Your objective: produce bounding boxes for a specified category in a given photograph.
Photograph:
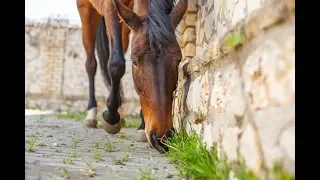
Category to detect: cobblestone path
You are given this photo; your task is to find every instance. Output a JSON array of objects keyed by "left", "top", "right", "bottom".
[{"left": 25, "top": 111, "right": 180, "bottom": 180}]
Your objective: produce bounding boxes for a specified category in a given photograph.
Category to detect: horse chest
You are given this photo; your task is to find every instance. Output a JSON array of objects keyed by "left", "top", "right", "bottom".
[{"left": 89, "top": 0, "right": 110, "bottom": 15}]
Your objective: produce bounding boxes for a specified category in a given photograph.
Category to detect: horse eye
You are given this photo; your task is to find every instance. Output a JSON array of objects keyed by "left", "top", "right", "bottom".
[{"left": 131, "top": 58, "right": 139, "bottom": 68}]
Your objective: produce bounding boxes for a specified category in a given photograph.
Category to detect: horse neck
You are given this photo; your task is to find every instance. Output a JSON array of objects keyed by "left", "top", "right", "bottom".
[{"left": 133, "top": 0, "right": 149, "bottom": 16}]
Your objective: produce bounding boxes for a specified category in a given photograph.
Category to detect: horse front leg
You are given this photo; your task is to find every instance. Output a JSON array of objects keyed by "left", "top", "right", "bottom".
[
  {"left": 101, "top": 2, "right": 126, "bottom": 134},
  {"left": 77, "top": 0, "right": 101, "bottom": 128}
]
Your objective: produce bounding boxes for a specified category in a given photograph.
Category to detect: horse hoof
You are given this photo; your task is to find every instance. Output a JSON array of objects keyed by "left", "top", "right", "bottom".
[
  {"left": 84, "top": 119, "right": 97, "bottom": 128},
  {"left": 102, "top": 120, "right": 121, "bottom": 134},
  {"left": 135, "top": 129, "right": 147, "bottom": 142},
  {"left": 102, "top": 109, "right": 121, "bottom": 125}
]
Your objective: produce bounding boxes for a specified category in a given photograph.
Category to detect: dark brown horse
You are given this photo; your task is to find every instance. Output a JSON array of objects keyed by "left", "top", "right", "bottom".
[{"left": 77, "top": 0, "right": 187, "bottom": 153}]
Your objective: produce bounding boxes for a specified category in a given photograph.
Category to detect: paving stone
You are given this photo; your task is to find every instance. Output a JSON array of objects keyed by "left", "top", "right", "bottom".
[{"left": 25, "top": 114, "right": 180, "bottom": 180}]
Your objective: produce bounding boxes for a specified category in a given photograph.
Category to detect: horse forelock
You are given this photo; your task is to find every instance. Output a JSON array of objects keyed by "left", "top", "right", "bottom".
[{"left": 146, "top": 0, "right": 177, "bottom": 55}]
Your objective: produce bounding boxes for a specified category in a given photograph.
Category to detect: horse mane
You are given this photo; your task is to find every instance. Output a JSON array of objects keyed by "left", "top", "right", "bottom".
[{"left": 147, "top": 0, "right": 177, "bottom": 54}]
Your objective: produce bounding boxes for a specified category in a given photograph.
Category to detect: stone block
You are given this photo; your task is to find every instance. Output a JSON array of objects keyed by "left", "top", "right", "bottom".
[
  {"left": 203, "top": 10, "right": 215, "bottom": 40},
  {"left": 176, "top": 17, "right": 186, "bottom": 34},
  {"left": 183, "top": 43, "right": 196, "bottom": 57},
  {"left": 239, "top": 123, "right": 263, "bottom": 174},
  {"left": 231, "top": 0, "right": 246, "bottom": 26},
  {"left": 183, "top": 28, "right": 196, "bottom": 47},
  {"left": 199, "top": 71, "right": 210, "bottom": 116},
  {"left": 185, "top": 13, "right": 197, "bottom": 27},
  {"left": 188, "top": 0, "right": 198, "bottom": 12},
  {"left": 243, "top": 35, "right": 295, "bottom": 111},
  {"left": 221, "top": 127, "right": 242, "bottom": 162}
]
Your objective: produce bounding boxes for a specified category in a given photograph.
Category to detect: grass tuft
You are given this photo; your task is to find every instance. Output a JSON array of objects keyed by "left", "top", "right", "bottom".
[
  {"left": 165, "top": 130, "right": 230, "bottom": 179},
  {"left": 25, "top": 134, "right": 40, "bottom": 152}
]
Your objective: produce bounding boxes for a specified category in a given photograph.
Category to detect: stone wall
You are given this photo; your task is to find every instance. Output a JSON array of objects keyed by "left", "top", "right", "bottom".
[
  {"left": 173, "top": 0, "right": 295, "bottom": 178},
  {"left": 25, "top": 20, "right": 140, "bottom": 116}
]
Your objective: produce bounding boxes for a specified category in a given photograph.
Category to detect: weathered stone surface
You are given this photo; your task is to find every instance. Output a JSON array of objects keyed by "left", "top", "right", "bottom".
[
  {"left": 188, "top": 0, "right": 198, "bottom": 12},
  {"left": 243, "top": 33, "right": 295, "bottom": 111},
  {"left": 221, "top": 127, "right": 241, "bottom": 162},
  {"left": 247, "top": 0, "right": 262, "bottom": 14},
  {"left": 231, "top": 0, "right": 246, "bottom": 26},
  {"left": 239, "top": 123, "right": 263, "bottom": 174},
  {"left": 176, "top": 17, "right": 186, "bottom": 35},
  {"left": 253, "top": 106, "right": 294, "bottom": 170},
  {"left": 202, "top": 122, "right": 214, "bottom": 148},
  {"left": 191, "top": 76, "right": 201, "bottom": 112},
  {"left": 210, "top": 64, "right": 245, "bottom": 118},
  {"left": 203, "top": 10, "right": 215, "bottom": 40},
  {"left": 279, "top": 124, "right": 295, "bottom": 161},
  {"left": 183, "top": 43, "right": 196, "bottom": 57},
  {"left": 199, "top": 71, "right": 210, "bottom": 116},
  {"left": 182, "top": 28, "right": 196, "bottom": 47},
  {"left": 175, "top": 0, "right": 294, "bottom": 177},
  {"left": 185, "top": 13, "right": 197, "bottom": 27},
  {"left": 25, "top": 112, "right": 180, "bottom": 180}
]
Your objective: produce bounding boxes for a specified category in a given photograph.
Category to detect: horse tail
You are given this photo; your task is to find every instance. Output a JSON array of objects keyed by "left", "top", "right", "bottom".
[{"left": 95, "top": 16, "right": 125, "bottom": 104}]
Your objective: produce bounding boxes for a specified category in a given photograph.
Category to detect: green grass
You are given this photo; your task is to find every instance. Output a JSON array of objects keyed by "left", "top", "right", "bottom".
[
  {"left": 138, "top": 168, "right": 154, "bottom": 180},
  {"left": 57, "top": 112, "right": 87, "bottom": 121},
  {"left": 123, "top": 116, "right": 141, "bottom": 128},
  {"left": 271, "top": 164, "right": 294, "bottom": 180},
  {"left": 116, "top": 132, "right": 128, "bottom": 139},
  {"left": 63, "top": 168, "right": 70, "bottom": 179},
  {"left": 122, "top": 152, "right": 129, "bottom": 162},
  {"left": 62, "top": 158, "right": 73, "bottom": 164},
  {"left": 81, "top": 161, "right": 97, "bottom": 177},
  {"left": 71, "top": 150, "right": 79, "bottom": 158},
  {"left": 25, "top": 134, "right": 40, "bottom": 152},
  {"left": 165, "top": 130, "right": 294, "bottom": 180},
  {"left": 103, "top": 139, "right": 114, "bottom": 152},
  {"left": 165, "top": 130, "right": 230, "bottom": 180},
  {"left": 71, "top": 134, "right": 79, "bottom": 149},
  {"left": 92, "top": 146, "right": 105, "bottom": 162}
]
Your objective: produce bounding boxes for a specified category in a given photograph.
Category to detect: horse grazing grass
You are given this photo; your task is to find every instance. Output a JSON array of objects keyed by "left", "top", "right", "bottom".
[{"left": 76, "top": 0, "right": 187, "bottom": 153}]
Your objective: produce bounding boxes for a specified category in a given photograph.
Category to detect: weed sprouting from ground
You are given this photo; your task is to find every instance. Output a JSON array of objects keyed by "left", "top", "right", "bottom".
[
  {"left": 71, "top": 134, "right": 79, "bottom": 149},
  {"left": 122, "top": 152, "right": 129, "bottom": 162},
  {"left": 81, "top": 161, "right": 96, "bottom": 177},
  {"left": 103, "top": 139, "right": 114, "bottom": 152},
  {"left": 63, "top": 157, "right": 73, "bottom": 164},
  {"left": 92, "top": 148, "right": 104, "bottom": 162},
  {"left": 138, "top": 168, "right": 155, "bottom": 180},
  {"left": 116, "top": 132, "right": 128, "bottom": 139},
  {"left": 25, "top": 134, "right": 40, "bottom": 152},
  {"left": 71, "top": 150, "right": 79, "bottom": 158},
  {"left": 63, "top": 168, "right": 70, "bottom": 179}
]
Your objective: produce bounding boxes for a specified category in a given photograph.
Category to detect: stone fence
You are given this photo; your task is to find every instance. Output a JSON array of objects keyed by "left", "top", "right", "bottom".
[
  {"left": 173, "top": 0, "right": 295, "bottom": 178},
  {"left": 25, "top": 19, "right": 140, "bottom": 116}
]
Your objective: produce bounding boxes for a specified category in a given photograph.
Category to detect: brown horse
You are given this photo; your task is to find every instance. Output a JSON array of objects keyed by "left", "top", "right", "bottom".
[{"left": 77, "top": 0, "right": 187, "bottom": 153}]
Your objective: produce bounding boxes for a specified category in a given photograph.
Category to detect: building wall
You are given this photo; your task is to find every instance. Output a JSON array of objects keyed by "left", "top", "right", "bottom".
[
  {"left": 173, "top": 0, "right": 295, "bottom": 177},
  {"left": 25, "top": 20, "right": 140, "bottom": 116}
]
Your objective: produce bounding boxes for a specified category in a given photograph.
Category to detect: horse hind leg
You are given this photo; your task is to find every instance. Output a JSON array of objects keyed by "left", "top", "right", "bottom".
[{"left": 77, "top": 1, "right": 101, "bottom": 128}]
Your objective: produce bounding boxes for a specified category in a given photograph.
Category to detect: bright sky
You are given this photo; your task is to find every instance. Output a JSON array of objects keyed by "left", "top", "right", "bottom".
[{"left": 25, "top": 0, "right": 81, "bottom": 25}]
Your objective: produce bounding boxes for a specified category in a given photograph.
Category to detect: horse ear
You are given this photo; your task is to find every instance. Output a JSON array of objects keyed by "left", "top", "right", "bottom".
[
  {"left": 112, "top": 0, "right": 141, "bottom": 31},
  {"left": 170, "top": 0, "right": 188, "bottom": 28}
]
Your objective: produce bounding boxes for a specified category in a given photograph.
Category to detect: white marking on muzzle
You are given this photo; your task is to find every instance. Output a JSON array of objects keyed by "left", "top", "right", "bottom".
[{"left": 145, "top": 128, "right": 155, "bottom": 149}]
